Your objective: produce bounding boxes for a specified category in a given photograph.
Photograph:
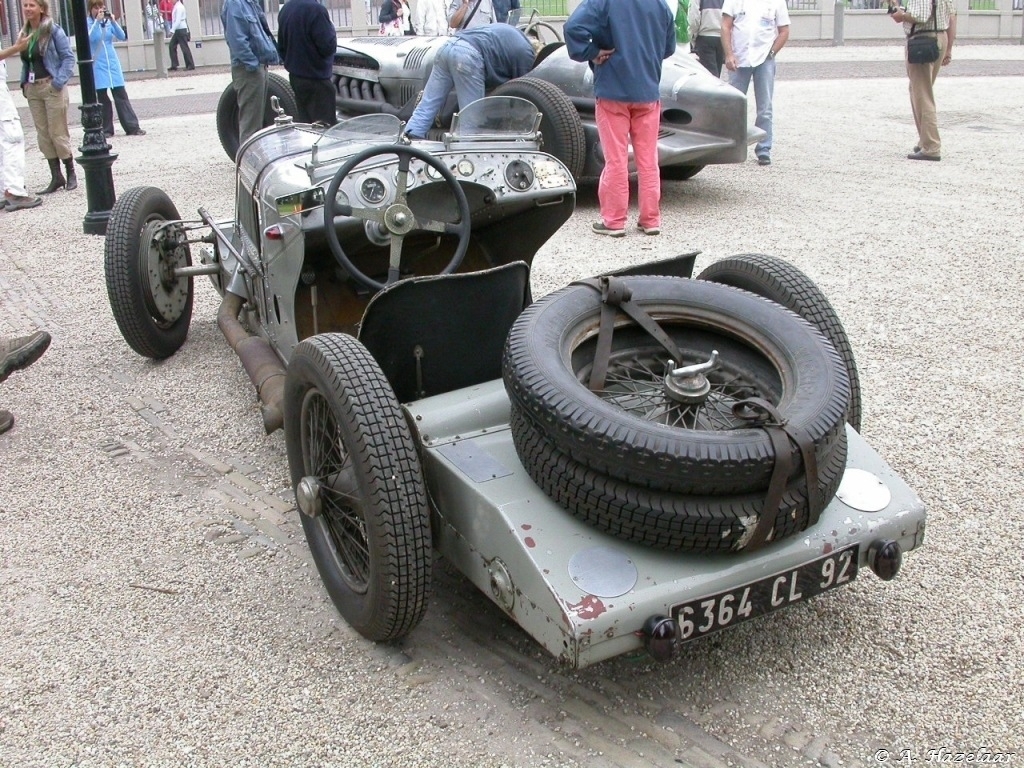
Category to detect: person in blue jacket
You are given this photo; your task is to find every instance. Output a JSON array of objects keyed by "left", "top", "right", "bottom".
[
  {"left": 17, "top": 0, "right": 77, "bottom": 193},
  {"left": 88, "top": 0, "right": 145, "bottom": 137},
  {"left": 222, "top": 0, "right": 280, "bottom": 146},
  {"left": 404, "top": 24, "right": 536, "bottom": 139},
  {"left": 564, "top": 0, "right": 675, "bottom": 237},
  {"left": 277, "top": 0, "right": 338, "bottom": 125}
]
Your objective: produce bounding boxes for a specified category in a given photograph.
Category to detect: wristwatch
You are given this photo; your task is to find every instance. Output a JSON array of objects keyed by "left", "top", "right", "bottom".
[{"left": 767, "top": 49, "right": 776, "bottom": 59}]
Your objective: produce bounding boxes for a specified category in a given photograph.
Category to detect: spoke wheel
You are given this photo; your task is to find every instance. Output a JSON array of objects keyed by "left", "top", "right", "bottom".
[
  {"left": 284, "top": 334, "right": 431, "bottom": 642},
  {"left": 580, "top": 341, "right": 777, "bottom": 432},
  {"left": 503, "top": 276, "right": 850, "bottom": 497},
  {"left": 299, "top": 389, "right": 372, "bottom": 594}
]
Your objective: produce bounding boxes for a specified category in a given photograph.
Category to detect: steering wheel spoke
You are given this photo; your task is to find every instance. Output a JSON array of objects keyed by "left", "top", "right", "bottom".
[
  {"left": 344, "top": 205, "right": 386, "bottom": 225},
  {"left": 323, "top": 144, "right": 473, "bottom": 292}
]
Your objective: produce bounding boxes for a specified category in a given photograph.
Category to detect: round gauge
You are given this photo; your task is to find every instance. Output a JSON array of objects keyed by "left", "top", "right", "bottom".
[
  {"left": 359, "top": 176, "right": 387, "bottom": 204},
  {"left": 457, "top": 159, "right": 475, "bottom": 177},
  {"left": 504, "top": 160, "right": 535, "bottom": 191},
  {"left": 424, "top": 164, "right": 443, "bottom": 181}
]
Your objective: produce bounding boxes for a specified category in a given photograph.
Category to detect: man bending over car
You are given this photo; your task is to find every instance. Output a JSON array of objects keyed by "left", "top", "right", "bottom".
[{"left": 403, "top": 24, "right": 537, "bottom": 140}]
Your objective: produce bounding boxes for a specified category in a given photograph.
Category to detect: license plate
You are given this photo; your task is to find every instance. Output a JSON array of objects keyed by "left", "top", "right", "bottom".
[{"left": 672, "top": 545, "right": 859, "bottom": 644}]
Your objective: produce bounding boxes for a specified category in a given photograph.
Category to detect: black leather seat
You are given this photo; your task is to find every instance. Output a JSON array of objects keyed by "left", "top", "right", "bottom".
[{"left": 358, "top": 262, "right": 531, "bottom": 403}]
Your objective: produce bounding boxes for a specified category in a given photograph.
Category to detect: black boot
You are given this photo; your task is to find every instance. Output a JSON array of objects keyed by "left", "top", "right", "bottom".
[
  {"left": 63, "top": 158, "right": 78, "bottom": 191},
  {"left": 38, "top": 158, "right": 65, "bottom": 194}
]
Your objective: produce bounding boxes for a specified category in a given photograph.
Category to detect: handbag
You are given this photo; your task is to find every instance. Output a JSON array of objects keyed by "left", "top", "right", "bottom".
[{"left": 906, "top": 0, "right": 939, "bottom": 64}]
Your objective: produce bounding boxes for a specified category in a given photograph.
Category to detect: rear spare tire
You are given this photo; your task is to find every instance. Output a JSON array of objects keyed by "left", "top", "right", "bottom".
[
  {"left": 697, "top": 254, "right": 862, "bottom": 431},
  {"left": 503, "top": 276, "right": 850, "bottom": 496}
]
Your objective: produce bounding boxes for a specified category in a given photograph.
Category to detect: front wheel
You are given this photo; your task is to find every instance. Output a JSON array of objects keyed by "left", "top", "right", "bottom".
[
  {"left": 284, "top": 334, "right": 431, "bottom": 642},
  {"left": 104, "top": 186, "right": 193, "bottom": 359}
]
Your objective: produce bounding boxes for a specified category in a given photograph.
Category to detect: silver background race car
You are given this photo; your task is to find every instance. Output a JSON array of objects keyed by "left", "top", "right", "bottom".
[{"left": 217, "top": 31, "right": 762, "bottom": 180}]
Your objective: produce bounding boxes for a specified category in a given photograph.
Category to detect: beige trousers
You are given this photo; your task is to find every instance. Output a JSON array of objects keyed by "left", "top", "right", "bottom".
[
  {"left": 905, "top": 31, "right": 948, "bottom": 157},
  {"left": 24, "top": 79, "right": 73, "bottom": 160}
]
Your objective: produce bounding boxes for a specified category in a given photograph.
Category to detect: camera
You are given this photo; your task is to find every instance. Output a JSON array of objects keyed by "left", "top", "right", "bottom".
[
  {"left": 104, "top": 8, "right": 111, "bottom": 17},
  {"left": 886, "top": 1, "right": 899, "bottom": 13}
]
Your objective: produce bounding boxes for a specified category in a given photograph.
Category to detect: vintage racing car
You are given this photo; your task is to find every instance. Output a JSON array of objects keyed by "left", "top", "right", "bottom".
[
  {"left": 216, "top": 18, "right": 761, "bottom": 181},
  {"left": 108, "top": 96, "right": 924, "bottom": 668}
]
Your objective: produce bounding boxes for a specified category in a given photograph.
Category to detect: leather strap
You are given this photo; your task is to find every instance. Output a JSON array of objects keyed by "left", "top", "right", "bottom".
[
  {"left": 732, "top": 397, "right": 824, "bottom": 550},
  {"left": 571, "top": 276, "right": 685, "bottom": 392}
]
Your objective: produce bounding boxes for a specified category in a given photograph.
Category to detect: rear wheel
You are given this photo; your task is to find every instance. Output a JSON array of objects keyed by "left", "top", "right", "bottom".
[
  {"left": 284, "top": 334, "right": 431, "bottom": 642},
  {"left": 216, "top": 72, "right": 298, "bottom": 161},
  {"left": 492, "top": 76, "right": 587, "bottom": 180},
  {"left": 104, "top": 186, "right": 192, "bottom": 359}
]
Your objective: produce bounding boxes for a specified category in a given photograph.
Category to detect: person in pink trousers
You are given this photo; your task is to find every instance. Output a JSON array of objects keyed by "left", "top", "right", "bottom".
[{"left": 563, "top": 0, "right": 676, "bottom": 237}]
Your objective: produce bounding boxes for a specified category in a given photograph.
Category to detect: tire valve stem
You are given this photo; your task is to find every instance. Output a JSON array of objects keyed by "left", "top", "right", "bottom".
[{"left": 664, "top": 350, "right": 719, "bottom": 404}]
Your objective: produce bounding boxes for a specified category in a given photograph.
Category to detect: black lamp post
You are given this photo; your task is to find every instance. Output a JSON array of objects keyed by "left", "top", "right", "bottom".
[{"left": 69, "top": 0, "right": 117, "bottom": 235}]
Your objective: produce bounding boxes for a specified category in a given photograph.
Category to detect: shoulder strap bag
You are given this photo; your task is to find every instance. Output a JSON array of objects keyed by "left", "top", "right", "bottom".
[{"left": 906, "top": 0, "right": 940, "bottom": 64}]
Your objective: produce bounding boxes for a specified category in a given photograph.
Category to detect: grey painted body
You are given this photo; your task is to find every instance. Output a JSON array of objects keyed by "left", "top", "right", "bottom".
[{"left": 410, "top": 380, "right": 927, "bottom": 668}]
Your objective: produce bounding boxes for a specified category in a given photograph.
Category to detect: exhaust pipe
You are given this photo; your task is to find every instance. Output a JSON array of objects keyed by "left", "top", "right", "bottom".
[{"left": 217, "top": 292, "right": 286, "bottom": 434}]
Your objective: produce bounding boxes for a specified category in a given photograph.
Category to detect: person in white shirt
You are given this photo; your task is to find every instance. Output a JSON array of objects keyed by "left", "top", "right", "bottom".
[
  {"left": 414, "top": 0, "right": 448, "bottom": 35},
  {"left": 0, "top": 56, "right": 43, "bottom": 211},
  {"left": 168, "top": 0, "right": 195, "bottom": 70},
  {"left": 447, "top": 0, "right": 493, "bottom": 30},
  {"left": 720, "top": 0, "right": 789, "bottom": 165}
]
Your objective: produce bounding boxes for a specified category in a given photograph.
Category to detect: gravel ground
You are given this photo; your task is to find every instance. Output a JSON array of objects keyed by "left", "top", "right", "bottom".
[{"left": 1, "top": 57, "right": 1022, "bottom": 767}]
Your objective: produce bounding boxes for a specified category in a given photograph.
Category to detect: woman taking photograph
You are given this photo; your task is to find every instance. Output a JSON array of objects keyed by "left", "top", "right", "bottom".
[
  {"left": 18, "top": 0, "right": 77, "bottom": 192},
  {"left": 88, "top": 0, "right": 146, "bottom": 137}
]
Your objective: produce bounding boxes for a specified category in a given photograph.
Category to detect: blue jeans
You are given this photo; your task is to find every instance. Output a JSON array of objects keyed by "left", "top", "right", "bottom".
[
  {"left": 729, "top": 58, "right": 775, "bottom": 158},
  {"left": 405, "top": 37, "right": 486, "bottom": 138}
]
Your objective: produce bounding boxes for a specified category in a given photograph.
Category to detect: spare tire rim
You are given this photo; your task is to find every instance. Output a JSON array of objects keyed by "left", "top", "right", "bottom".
[{"left": 576, "top": 339, "right": 781, "bottom": 432}]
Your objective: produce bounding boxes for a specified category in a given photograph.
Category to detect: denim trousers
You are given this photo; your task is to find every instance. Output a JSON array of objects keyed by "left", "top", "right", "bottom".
[
  {"left": 595, "top": 98, "right": 661, "bottom": 230},
  {"left": 405, "top": 38, "right": 485, "bottom": 138},
  {"left": 729, "top": 58, "right": 776, "bottom": 158}
]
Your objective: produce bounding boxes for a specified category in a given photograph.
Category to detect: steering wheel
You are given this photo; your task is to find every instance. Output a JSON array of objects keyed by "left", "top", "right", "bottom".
[{"left": 323, "top": 144, "right": 473, "bottom": 292}]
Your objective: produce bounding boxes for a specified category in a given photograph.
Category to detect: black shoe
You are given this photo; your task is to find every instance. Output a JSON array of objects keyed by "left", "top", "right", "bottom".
[
  {"left": 757, "top": 155, "right": 771, "bottom": 166},
  {"left": 0, "top": 331, "right": 51, "bottom": 384},
  {"left": 127, "top": 129, "right": 147, "bottom": 136},
  {"left": 907, "top": 151, "right": 940, "bottom": 161},
  {"left": 185, "top": 66, "right": 195, "bottom": 71},
  {"left": 168, "top": 66, "right": 179, "bottom": 71},
  {"left": 0, "top": 408, "right": 12, "bottom": 435}
]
